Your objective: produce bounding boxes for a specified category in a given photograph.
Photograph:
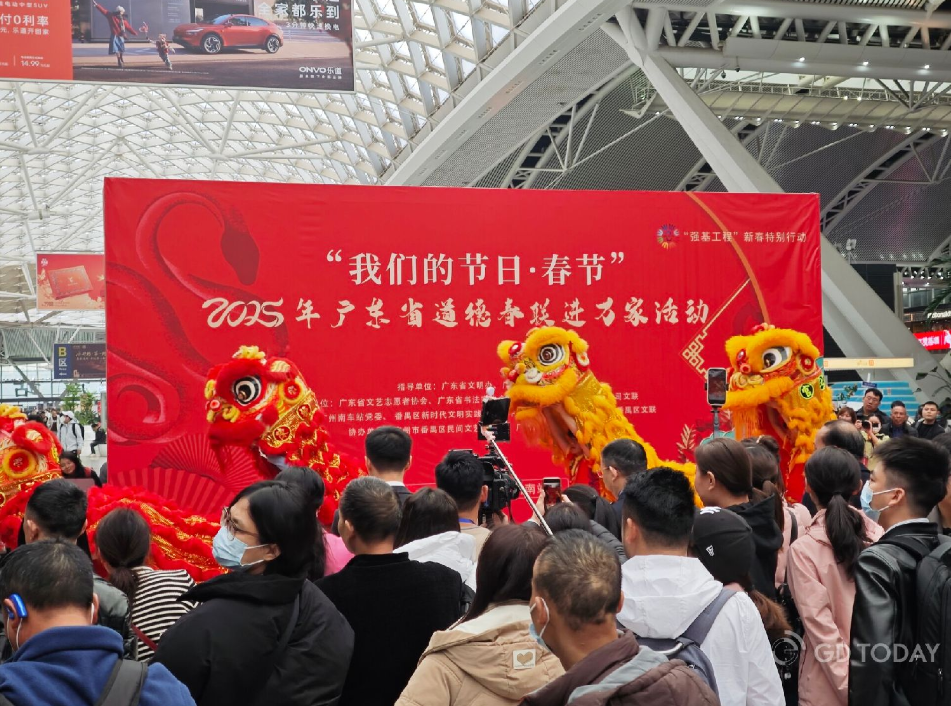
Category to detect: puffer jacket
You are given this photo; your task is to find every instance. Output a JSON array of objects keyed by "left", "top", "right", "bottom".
[
  {"left": 93, "top": 577, "right": 135, "bottom": 660},
  {"left": 774, "top": 501, "right": 811, "bottom": 589},
  {"left": 396, "top": 603, "right": 563, "bottom": 706},
  {"left": 399, "top": 532, "right": 477, "bottom": 590},
  {"left": 519, "top": 632, "right": 718, "bottom": 706},
  {"left": 153, "top": 572, "right": 353, "bottom": 706}
]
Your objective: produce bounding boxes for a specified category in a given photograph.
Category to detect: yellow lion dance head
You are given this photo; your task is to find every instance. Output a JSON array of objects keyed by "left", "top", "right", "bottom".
[
  {"left": 723, "top": 324, "right": 834, "bottom": 500},
  {"left": 498, "top": 326, "right": 695, "bottom": 499}
]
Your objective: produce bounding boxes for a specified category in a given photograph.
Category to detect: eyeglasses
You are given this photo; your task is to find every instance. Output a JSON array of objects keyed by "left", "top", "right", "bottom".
[{"left": 220, "top": 506, "right": 259, "bottom": 541}]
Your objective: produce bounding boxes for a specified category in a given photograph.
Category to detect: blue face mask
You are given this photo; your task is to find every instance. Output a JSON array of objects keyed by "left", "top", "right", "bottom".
[
  {"left": 860, "top": 480, "right": 898, "bottom": 523},
  {"left": 528, "top": 598, "right": 550, "bottom": 652},
  {"left": 212, "top": 526, "right": 267, "bottom": 571}
]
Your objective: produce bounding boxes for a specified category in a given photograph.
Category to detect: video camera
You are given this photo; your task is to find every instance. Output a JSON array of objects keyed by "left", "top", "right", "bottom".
[{"left": 456, "top": 394, "right": 551, "bottom": 533}]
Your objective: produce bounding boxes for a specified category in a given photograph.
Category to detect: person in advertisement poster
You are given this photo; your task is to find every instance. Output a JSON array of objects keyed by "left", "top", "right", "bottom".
[
  {"left": 155, "top": 34, "right": 175, "bottom": 70},
  {"left": 92, "top": 2, "right": 145, "bottom": 68}
]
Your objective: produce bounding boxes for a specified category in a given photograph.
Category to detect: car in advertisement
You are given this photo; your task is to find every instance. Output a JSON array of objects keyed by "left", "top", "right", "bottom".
[
  {"left": 173, "top": 14, "right": 284, "bottom": 55},
  {"left": 52, "top": 0, "right": 355, "bottom": 91}
]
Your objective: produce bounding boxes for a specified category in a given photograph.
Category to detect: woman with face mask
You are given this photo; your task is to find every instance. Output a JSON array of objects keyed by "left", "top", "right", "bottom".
[
  {"left": 152, "top": 481, "right": 354, "bottom": 706},
  {"left": 786, "top": 448, "right": 883, "bottom": 706}
]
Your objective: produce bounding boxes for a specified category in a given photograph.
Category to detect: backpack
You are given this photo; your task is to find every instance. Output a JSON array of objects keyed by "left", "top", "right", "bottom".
[
  {"left": 635, "top": 587, "right": 736, "bottom": 696},
  {"left": 776, "top": 509, "right": 803, "bottom": 705},
  {"left": 0, "top": 658, "right": 146, "bottom": 706},
  {"left": 881, "top": 534, "right": 951, "bottom": 706}
]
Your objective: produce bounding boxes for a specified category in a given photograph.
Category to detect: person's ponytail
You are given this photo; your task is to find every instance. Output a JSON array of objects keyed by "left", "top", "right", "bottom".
[
  {"left": 804, "top": 447, "right": 869, "bottom": 578},
  {"left": 107, "top": 565, "right": 140, "bottom": 603},
  {"left": 95, "top": 508, "right": 151, "bottom": 607},
  {"left": 824, "top": 493, "right": 867, "bottom": 578}
]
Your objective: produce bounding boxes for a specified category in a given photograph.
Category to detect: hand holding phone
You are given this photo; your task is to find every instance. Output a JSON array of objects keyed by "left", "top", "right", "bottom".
[{"left": 542, "top": 477, "right": 563, "bottom": 510}]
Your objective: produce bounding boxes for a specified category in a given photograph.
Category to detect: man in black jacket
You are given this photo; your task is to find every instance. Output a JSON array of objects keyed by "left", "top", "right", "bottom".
[
  {"left": 915, "top": 401, "right": 946, "bottom": 441},
  {"left": 318, "top": 476, "right": 464, "bottom": 706},
  {"left": 881, "top": 401, "right": 918, "bottom": 439},
  {"left": 849, "top": 436, "right": 951, "bottom": 706}
]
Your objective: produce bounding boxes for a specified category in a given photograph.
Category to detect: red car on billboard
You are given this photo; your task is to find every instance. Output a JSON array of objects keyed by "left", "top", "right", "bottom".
[{"left": 173, "top": 14, "right": 283, "bottom": 55}]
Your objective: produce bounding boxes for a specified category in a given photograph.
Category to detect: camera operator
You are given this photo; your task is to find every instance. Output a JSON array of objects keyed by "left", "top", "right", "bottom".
[{"left": 435, "top": 451, "right": 491, "bottom": 560}]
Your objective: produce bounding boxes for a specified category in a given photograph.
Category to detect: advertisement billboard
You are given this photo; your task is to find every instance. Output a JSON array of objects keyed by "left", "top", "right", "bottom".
[
  {"left": 915, "top": 329, "right": 951, "bottom": 351},
  {"left": 36, "top": 253, "right": 106, "bottom": 311},
  {"left": 54, "top": 343, "right": 107, "bottom": 380},
  {"left": 1, "top": 0, "right": 353, "bottom": 91},
  {"left": 105, "top": 179, "right": 823, "bottom": 515}
]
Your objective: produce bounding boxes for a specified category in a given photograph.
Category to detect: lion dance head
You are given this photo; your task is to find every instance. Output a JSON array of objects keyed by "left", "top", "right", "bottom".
[
  {"left": 0, "top": 405, "right": 63, "bottom": 548},
  {"left": 723, "top": 325, "right": 834, "bottom": 500},
  {"left": 498, "top": 327, "right": 696, "bottom": 498},
  {"left": 205, "top": 345, "right": 361, "bottom": 524}
]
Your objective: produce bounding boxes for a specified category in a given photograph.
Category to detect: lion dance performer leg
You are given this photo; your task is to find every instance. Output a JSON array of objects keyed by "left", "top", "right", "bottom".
[
  {"left": 498, "top": 327, "right": 696, "bottom": 499},
  {"left": 722, "top": 324, "right": 835, "bottom": 501}
]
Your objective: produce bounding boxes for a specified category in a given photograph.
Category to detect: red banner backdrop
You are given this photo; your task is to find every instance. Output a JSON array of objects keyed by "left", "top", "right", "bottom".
[{"left": 105, "top": 179, "right": 821, "bottom": 516}]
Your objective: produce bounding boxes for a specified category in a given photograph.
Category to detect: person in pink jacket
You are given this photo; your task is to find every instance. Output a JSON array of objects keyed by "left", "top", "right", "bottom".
[{"left": 787, "top": 447, "right": 883, "bottom": 706}]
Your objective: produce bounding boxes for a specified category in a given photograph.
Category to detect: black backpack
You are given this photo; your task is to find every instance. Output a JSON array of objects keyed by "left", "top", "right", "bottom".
[
  {"left": 636, "top": 587, "right": 736, "bottom": 696},
  {"left": 882, "top": 534, "right": 951, "bottom": 706}
]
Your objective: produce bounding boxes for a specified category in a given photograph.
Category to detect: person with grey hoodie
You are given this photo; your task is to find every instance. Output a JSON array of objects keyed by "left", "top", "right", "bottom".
[{"left": 397, "top": 525, "right": 561, "bottom": 706}]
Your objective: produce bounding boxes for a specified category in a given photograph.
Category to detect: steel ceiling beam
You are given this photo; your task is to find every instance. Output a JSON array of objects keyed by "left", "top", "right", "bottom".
[
  {"left": 388, "top": 0, "right": 631, "bottom": 185},
  {"left": 821, "top": 130, "right": 943, "bottom": 234},
  {"left": 606, "top": 5, "right": 947, "bottom": 401}
]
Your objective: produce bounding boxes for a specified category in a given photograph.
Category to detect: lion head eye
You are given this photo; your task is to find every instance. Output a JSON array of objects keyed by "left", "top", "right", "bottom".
[
  {"left": 537, "top": 344, "right": 565, "bottom": 367},
  {"left": 232, "top": 376, "right": 262, "bottom": 405},
  {"left": 760, "top": 347, "right": 791, "bottom": 372}
]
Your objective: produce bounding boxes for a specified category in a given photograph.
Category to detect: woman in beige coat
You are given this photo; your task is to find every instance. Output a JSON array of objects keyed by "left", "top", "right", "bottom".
[
  {"left": 787, "top": 447, "right": 884, "bottom": 706},
  {"left": 397, "top": 524, "right": 563, "bottom": 706}
]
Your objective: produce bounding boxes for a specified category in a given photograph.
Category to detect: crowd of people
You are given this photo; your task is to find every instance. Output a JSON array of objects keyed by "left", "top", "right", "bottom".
[{"left": 0, "top": 419, "right": 947, "bottom": 706}]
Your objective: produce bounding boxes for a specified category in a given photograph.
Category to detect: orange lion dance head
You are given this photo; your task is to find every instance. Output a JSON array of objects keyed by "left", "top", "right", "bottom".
[{"left": 722, "top": 325, "right": 834, "bottom": 500}]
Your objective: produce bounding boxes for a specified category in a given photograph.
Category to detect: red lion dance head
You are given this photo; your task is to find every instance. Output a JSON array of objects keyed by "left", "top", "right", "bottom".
[
  {"left": 0, "top": 405, "right": 63, "bottom": 548},
  {"left": 205, "top": 346, "right": 361, "bottom": 524}
]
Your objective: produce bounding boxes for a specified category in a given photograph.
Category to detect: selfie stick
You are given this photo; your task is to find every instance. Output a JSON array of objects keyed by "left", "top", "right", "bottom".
[
  {"left": 486, "top": 437, "right": 553, "bottom": 537},
  {"left": 712, "top": 406, "right": 721, "bottom": 437}
]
